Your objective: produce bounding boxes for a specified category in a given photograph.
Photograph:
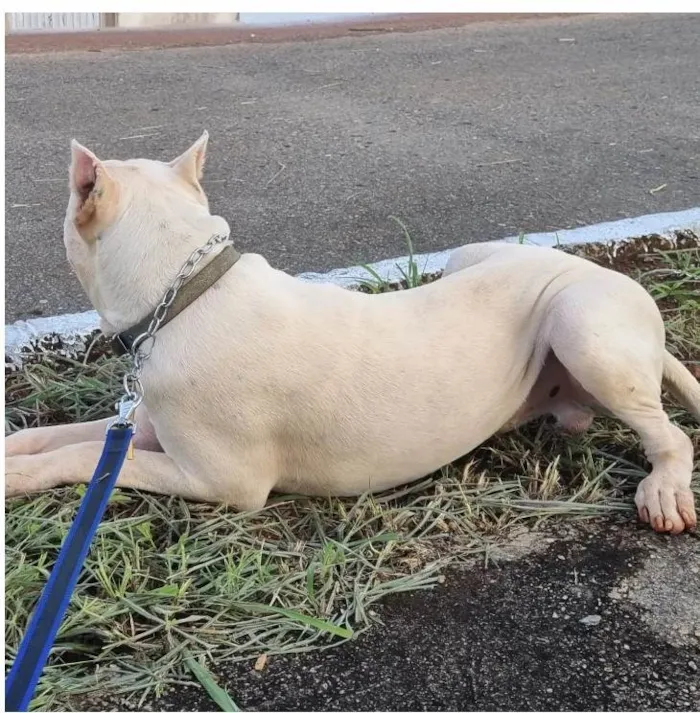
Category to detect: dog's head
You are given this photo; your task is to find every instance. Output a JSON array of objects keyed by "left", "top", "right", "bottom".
[{"left": 64, "top": 131, "right": 230, "bottom": 332}]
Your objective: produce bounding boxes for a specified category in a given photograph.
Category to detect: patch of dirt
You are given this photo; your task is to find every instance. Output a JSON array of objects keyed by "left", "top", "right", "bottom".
[{"left": 560, "top": 228, "right": 699, "bottom": 273}]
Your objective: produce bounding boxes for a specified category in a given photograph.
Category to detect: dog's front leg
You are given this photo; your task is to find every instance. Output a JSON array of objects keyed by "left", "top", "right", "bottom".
[
  {"left": 5, "top": 406, "right": 160, "bottom": 457},
  {"left": 5, "top": 441, "right": 218, "bottom": 503}
]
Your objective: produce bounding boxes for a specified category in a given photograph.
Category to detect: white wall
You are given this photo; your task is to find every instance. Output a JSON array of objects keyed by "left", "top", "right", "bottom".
[
  {"left": 115, "top": 13, "right": 239, "bottom": 28},
  {"left": 8, "top": 13, "right": 101, "bottom": 32}
]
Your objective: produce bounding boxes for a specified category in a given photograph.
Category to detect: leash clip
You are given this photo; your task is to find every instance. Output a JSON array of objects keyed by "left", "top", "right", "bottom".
[
  {"left": 108, "top": 398, "right": 137, "bottom": 460},
  {"left": 108, "top": 397, "right": 138, "bottom": 431}
]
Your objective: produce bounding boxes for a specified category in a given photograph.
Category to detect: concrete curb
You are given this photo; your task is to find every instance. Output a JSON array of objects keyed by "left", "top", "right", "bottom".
[{"left": 5, "top": 207, "right": 700, "bottom": 365}]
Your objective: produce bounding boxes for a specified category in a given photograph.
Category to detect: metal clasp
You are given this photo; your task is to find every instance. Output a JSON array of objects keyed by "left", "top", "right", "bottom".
[
  {"left": 117, "top": 397, "right": 137, "bottom": 424},
  {"left": 108, "top": 398, "right": 138, "bottom": 459},
  {"left": 108, "top": 397, "right": 138, "bottom": 430}
]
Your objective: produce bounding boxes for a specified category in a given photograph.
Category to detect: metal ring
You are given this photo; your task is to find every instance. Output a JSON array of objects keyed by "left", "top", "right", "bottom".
[{"left": 130, "top": 332, "right": 155, "bottom": 356}]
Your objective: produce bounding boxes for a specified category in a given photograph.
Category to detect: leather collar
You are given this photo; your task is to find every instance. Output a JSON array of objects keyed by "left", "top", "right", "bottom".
[{"left": 112, "top": 244, "right": 241, "bottom": 356}]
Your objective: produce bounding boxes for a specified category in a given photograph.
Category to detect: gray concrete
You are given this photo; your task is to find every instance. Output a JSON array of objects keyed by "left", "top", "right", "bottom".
[{"left": 5, "top": 13, "right": 700, "bottom": 322}]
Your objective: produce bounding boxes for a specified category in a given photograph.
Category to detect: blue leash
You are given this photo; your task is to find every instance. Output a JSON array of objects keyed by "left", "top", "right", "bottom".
[{"left": 5, "top": 422, "right": 134, "bottom": 712}]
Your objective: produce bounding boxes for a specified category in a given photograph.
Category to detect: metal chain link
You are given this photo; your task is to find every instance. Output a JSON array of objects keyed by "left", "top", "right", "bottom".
[{"left": 114, "top": 232, "right": 233, "bottom": 424}]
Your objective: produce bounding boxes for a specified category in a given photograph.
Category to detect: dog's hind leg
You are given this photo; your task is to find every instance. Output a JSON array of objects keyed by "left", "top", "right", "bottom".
[
  {"left": 5, "top": 405, "right": 161, "bottom": 457},
  {"left": 546, "top": 285, "right": 697, "bottom": 534}
]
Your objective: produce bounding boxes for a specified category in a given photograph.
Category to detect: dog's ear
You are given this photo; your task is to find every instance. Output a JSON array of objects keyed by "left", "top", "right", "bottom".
[
  {"left": 169, "top": 131, "right": 209, "bottom": 185},
  {"left": 69, "top": 140, "right": 115, "bottom": 227}
]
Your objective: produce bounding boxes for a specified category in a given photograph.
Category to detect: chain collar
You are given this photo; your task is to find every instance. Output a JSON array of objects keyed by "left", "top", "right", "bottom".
[{"left": 113, "top": 233, "right": 235, "bottom": 425}]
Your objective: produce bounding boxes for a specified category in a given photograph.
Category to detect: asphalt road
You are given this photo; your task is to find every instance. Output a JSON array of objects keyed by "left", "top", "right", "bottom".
[{"left": 5, "top": 13, "right": 700, "bottom": 322}]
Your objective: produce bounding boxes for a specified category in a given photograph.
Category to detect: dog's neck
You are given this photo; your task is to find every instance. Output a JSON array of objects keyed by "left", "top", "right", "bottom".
[{"left": 94, "top": 209, "right": 232, "bottom": 335}]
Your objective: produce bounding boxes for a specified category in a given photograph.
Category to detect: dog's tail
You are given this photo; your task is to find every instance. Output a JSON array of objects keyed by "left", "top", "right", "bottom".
[{"left": 663, "top": 351, "right": 700, "bottom": 421}]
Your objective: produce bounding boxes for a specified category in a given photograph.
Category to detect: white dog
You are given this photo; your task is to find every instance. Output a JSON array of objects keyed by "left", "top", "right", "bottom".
[{"left": 5, "top": 133, "right": 698, "bottom": 535}]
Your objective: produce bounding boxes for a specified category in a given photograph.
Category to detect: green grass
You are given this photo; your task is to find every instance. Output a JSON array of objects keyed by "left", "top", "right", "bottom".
[
  {"left": 642, "top": 247, "right": 700, "bottom": 311},
  {"left": 184, "top": 655, "right": 240, "bottom": 712},
  {"left": 358, "top": 216, "right": 432, "bottom": 293},
  {"left": 5, "top": 240, "right": 699, "bottom": 711}
]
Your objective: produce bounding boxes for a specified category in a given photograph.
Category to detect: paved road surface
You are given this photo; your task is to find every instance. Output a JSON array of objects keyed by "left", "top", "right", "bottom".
[{"left": 5, "top": 13, "right": 700, "bottom": 321}]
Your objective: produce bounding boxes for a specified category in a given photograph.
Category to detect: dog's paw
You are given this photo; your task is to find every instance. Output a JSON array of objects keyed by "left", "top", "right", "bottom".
[{"left": 634, "top": 475, "right": 697, "bottom": 535}]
